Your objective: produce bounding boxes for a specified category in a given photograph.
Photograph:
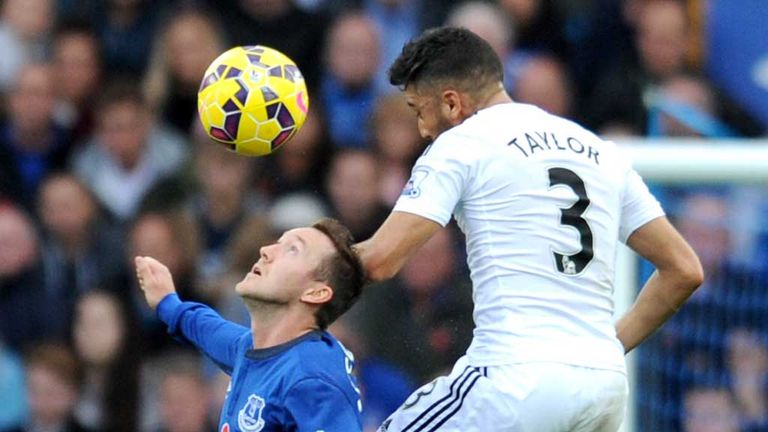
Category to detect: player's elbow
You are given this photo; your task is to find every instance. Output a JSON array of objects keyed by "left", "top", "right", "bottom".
[
  {"left": 672, "top": 250, "right": 704, "bottom": 296},
  {"left": 366, "top": 262, "right": 397, "bottom": 283},
  {"left": 683, "top": 257, "right": 704, "bottom": 293}
]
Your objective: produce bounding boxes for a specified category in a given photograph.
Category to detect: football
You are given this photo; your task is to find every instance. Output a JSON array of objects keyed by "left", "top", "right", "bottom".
[{"left": 197, "top": 45, "right": 309, "bottom": 156}]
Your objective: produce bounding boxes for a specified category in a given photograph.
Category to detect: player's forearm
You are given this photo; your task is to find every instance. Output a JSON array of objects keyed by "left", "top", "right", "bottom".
[
  {"left": 356, "top": 238, "right": 403, "bottom": 282},
  {"left": 615, "top": 268, "right": 701, "bottom": 353}
]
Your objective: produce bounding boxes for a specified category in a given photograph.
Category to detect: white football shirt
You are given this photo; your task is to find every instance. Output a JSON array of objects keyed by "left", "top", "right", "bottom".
[{"left": 394, "top": 103, "right": 664, "bottom": 371}]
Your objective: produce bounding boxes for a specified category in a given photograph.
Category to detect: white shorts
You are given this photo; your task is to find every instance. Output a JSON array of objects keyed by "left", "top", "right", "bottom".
[{"left": 378, "top": 356, "right": 627, "bottom": 432}]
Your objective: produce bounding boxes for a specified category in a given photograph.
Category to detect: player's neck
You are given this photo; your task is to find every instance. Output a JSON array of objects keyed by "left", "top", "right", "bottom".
[
  {"left": 248, "top": 305, "right": 318, "bottom": 349},
  {"left": 476, "top": 85, "right": 513, "bottom": 111}
]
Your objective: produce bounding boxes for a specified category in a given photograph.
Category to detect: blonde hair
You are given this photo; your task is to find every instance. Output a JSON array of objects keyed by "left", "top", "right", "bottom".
[{"left": 143, "top": 7, "right": 227, "bottom": 117}]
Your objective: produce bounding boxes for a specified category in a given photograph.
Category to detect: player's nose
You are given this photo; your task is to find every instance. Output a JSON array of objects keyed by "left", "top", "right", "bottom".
[{"left": 259, "top": 244, "right": 275, "bottom": 262}]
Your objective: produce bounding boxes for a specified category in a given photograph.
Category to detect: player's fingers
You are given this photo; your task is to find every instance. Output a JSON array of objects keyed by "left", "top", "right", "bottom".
[{"left": 134, "top": 257, "right": 153, "bottom": 289}]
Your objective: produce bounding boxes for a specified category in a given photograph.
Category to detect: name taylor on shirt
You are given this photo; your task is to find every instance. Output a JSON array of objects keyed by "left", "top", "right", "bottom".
[{"left": 507, "top": 132, "right": 600, "bottom": 165}]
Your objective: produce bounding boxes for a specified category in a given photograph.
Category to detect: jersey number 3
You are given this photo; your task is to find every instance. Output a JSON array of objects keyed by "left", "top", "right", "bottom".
[{"left": 548, "top": 167, "right": 594, "bottom": 275}]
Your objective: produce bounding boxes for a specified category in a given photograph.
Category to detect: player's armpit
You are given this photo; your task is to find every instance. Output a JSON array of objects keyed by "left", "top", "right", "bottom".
[{"left": 357, "top": 211, "right": 442, "bottom": 282}]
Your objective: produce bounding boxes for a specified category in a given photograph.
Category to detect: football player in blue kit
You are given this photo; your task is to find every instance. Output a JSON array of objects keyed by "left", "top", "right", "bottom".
[{"left": 135, "top": 218, "right": 364, "bottom": 432}]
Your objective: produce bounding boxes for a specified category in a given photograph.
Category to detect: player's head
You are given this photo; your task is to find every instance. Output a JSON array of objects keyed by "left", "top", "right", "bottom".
[
  {"left": 236, "top": 218, "right": 364, "bottom": 329},
  {"left": 389, "top": 26, "right": 504, "bottom": 141}
]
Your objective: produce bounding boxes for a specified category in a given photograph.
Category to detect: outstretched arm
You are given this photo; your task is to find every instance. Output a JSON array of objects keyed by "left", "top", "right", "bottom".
[
  {"left": 135, "top": 256, "right": 247, "bottom": 373},
  {"left": 616, "top": 217, "right": 704, "bottom": 353},
  {"left": 356, "top": 211, "right": 442, "bottom": 282}
]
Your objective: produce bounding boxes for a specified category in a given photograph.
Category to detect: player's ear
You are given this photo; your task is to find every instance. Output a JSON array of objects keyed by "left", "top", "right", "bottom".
[
  {"left": 441, "top": 90, "right": 463, "bottom": 123},
  {"left": 301, "top": 284, "right": 333, "bottom": 305}
]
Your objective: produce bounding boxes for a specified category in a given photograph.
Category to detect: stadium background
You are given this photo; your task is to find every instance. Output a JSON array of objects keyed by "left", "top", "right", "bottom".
[{"left": 0, "top": 0, "right": 766, "bottom": 431}]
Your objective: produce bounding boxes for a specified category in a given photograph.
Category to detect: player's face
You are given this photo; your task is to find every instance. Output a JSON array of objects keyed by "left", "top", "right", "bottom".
[
  {"left": 235, "top": 227, "right": 334, "bottom": 305},
  {"left": 404, "top": 87, "right": 456, "bottom": 142}
]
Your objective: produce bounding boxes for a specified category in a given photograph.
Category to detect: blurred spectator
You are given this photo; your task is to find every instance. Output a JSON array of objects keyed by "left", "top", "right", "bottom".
[
  {"left": 643, "top": 72, "right": 756, "bottom": 138},
  {"left": 683, "top": 387, "right": 739, "bottom": 432},
  {"left": 510, "top": 54, "right": 574, "bottom": 119},
  {"left": 70, "top": 81, "right": 187, "bottom": 222},
  {"left": 257, "top": 107, "right": 333, "bottom": 199},
  {"left": 330, "top": 314, "right": 414, "bottom": 432},
  {"left": 211, "top": 0, "right": 328, "bottom": 90},
  {"left": 352, "top": 228, "right": 473, "bottom": 382},
  {"left": 0, "top": 63, "right": 72, "bottom": 209},
  {"left": 71, "top": 290, "right": 141, "bottom": 432},
  {"left": 637, "top": 192, "right": 768, "bottom": 431},
  {"left": 0, "top": 203, "right": 56, "bottom": 351},
  {"left": 211, "top": 214, "right": 274, "bottom": 325},
  {"left": 125, "top": 211, "right": 202, "bottom": 350},
  {"left": 321, "top": 11, "right": 381, "bottom": 148},
  {"left": 445, "top": 1, "right": 518, "bottom": 92},
  {"left": 51, "top": 21, "right": 103, "bottom": 145},
  {"left": 15, "top": 343, "right": 92, "bottom": 432},
  {"left": 649, "top": 73, "right": 722, "bottom": 137},
  {"left": 144, "top": 7, "right": 227, "bottom": 134},
  {"left": 153, "top": 353, "right": 213, "bottom": 432},
  {"left": 726, "top": 329, "right": 768, "bottom": 430},
  {"left": 206, "top": 371, "right": 230, "bottom": 429},
  {"left": 497, "top": 0, "right": 566, "bottom": 57},
  {"left": 36, "top": 174, "right": 125, "bottom": 325},
  {"left": 186, "top": 131, "right": 263, "bottom": 284},
  {"left": 0, "top": 0, "right": 55, "bottom": 93},
  {"left": 325, "top": 149, "right": 388, "bottom": 241},
  {"left": 0, "top": 343, "right": 27, "bottom": 431},
  {"left": 268, "top": 193, "right": 329, "bottom": 235},
  {"left": 94, "top": 0, "right": 164, "bottom": 78},
  {"left": 676, "top": 192, "right": 730, "bottom": 282},
  {"left": 360, "top": 0, "right": 424, "bottom": 94},
  {"left": 370, "top": 93, "right": 423, "bottom": 205},
  {"left": 587, "top": 0, "right": 692, "bottom": 135}
]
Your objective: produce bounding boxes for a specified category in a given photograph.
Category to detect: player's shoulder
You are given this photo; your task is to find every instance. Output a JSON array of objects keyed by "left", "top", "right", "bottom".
[
  {"left": 288, "top": 331, "right": 347, "bottom": 373},
  {"left": 286, "top": 332, "right": 354, "bottom": 389}
]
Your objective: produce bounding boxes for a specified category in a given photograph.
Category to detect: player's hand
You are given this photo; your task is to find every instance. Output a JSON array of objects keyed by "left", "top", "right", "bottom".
[{"left": 135, "top": 256, "right": 177, "bottom": 310}]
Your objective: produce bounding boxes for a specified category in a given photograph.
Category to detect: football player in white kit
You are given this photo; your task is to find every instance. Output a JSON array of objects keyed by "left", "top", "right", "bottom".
[{"left": 357, "top": 27, "right": 704, "bottom": 431}]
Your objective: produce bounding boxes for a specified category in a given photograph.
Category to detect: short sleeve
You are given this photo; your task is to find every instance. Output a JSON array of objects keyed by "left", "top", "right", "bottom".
[
  {"left": 284, "top": 378, "right": 361, "bottom": 432},
  {"left": 619, "top": 169, "right": 665, "bottom": 242},
  {"left": 393, "top": 140, "right": 470, "bottom": 226}
]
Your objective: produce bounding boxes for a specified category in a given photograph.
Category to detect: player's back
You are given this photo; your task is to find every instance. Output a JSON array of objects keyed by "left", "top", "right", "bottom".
[{"left": 400, "top": 102, "right": 662, "bottom": 371}]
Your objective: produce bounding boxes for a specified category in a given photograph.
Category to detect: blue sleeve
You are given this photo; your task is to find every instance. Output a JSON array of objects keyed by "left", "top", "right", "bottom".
[
  {"left": 156, "top": 293, "right": 248, "bottom": 374},
  {"left": 284, "top": 378, "right": 362, "bottom": 432}
]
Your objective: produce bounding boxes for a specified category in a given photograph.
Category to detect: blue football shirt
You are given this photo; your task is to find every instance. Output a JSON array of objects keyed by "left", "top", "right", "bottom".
[{"left": 157, "top": 294, "right": 363, "bottom": 432}]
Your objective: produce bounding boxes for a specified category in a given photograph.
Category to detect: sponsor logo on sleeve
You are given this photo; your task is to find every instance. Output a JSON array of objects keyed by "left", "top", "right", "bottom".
[{"left": 401, "top": 168, "right": 430, "bottom": 198}]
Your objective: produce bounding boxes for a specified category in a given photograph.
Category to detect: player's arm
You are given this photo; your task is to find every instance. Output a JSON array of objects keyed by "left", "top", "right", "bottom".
[
  {"left": 135, "top": 256, "right": 247, "bottom": 372},
  {"left": 356, "top": 211, "right": 442, "bottom": 282},
  {"left": 615, "top": 217, "right": 704, "bottom": 353},
  {"left": 284, "top": 378, "right": 362, "bottom": 431}
]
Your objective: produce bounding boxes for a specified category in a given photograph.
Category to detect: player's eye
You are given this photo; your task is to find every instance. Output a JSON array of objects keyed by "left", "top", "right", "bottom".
[{"left": 288, "top": 244, "right": 299, "bottom": 254}]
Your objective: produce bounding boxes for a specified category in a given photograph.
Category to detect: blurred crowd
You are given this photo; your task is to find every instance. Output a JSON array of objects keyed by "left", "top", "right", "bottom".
[{"left": 0, "top": 0, "right": 766, "bottom": 431}]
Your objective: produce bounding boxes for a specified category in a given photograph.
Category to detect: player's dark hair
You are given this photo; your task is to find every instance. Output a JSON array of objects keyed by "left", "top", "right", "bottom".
[
  {"left": 311, "top": 218, "right": 365, "bottom": 329},
  {"left": 388, "top": 26, "right": 503, "bottom": 93}
]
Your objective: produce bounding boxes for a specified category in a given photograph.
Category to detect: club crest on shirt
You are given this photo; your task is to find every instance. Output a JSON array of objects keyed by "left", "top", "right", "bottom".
[
  {"left": 401, "top": 168, "right": 430, "bottom": 198},
  {"left": 238, "top": 394, "right": 266, "bottom": 432}
]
